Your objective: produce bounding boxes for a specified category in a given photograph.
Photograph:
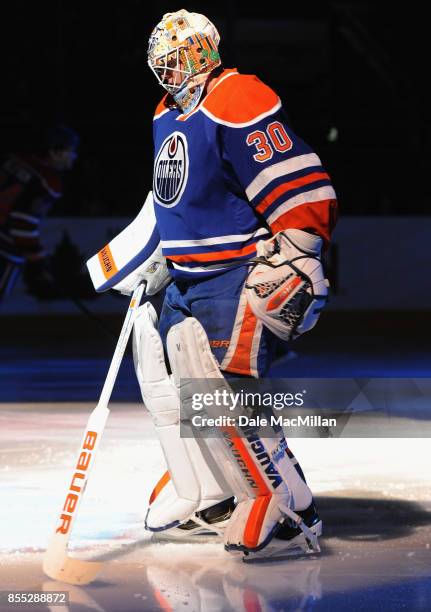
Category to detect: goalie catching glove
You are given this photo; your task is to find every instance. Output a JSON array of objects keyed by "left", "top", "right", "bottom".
[{"left": 246, "top": 229, "right": 329, "bottom": 341}]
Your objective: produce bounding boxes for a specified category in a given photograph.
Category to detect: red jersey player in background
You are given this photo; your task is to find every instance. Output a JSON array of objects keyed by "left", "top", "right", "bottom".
[{"left": 0, "top": 124, "right": 79, "bottom": 301}]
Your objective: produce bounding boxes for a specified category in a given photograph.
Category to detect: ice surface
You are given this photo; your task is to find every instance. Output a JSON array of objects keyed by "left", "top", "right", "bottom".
[{"left": 0, "top": 403, "right": 430, "bottom": 611}]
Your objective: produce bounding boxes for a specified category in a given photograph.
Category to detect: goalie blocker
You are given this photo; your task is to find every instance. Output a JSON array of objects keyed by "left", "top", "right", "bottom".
[{"left": 86, "top": 191, "right": 171, "bottom": 296}]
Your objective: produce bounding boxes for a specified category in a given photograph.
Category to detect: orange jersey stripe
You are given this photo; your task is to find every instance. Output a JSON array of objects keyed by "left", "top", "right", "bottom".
[
  {"left": 154, "top": 94, "right": 170, "bottom": 118},
  {"left": 166, "top": 241, "right": 257, "bottom": 263},
  {"left": 224, "top": 302, "right": 257, "bottom": 376},
  {"left": 256, "top": 172, "right": 330, "bottom": 215},
  {"left": 270, "top": 198, "right": 338, "bottom": 244},
  {"left": 149, "top": 470, "right": 171, "bottom": 506},
  {"left": 177, "top": 69, "right": 239, "bottom": 121}
]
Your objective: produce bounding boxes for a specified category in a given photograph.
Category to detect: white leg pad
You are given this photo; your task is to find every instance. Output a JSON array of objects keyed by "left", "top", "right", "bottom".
[
  {"left": 166, "top": 316, "right": 316, "bottom": 555},
  {"left": 258, "top": 437, "right": 312, "bottom": 511},
  {"left": 133, "top": 303, "right": 232, "bottom": 531},
  {"left": 166, "top": 318, "right": 254, "bottom": 501}
]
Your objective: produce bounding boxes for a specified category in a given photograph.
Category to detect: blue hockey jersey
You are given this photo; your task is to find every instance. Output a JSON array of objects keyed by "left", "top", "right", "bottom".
[{"left": 152, "top": 68, "right": 337, "bottom": 281}]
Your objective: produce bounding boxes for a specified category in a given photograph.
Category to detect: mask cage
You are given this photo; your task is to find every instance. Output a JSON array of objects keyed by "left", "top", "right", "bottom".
[
  {"left": 149, "top": 47, "right": 193, "bottom": 94},
  {"left": 148, "top": 35, "right": 220, "bottom": 96}
]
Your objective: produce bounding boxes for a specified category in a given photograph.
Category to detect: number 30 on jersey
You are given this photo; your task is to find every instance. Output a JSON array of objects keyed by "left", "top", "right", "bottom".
[{"left": 246, "top": 121, "right": 293, "bottom": 163}]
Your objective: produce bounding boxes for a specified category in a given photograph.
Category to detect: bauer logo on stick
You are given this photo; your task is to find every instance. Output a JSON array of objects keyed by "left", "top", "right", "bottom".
[
  {"left": 153, "top": 132, "right": 189, "bottom": 207},
  {"left": 55, "top": 430, "right": 98, "bottom": 535}
]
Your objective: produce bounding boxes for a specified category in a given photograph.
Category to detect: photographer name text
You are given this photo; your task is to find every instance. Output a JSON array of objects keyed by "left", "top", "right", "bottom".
[{"left": 191, "top": 414, "right": 337, "bottom": 428}]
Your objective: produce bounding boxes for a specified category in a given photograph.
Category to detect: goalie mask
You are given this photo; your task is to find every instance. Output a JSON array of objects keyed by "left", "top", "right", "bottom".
[
  {"left": 148, "top": 9, "right": 221, "bottom": 114},
  {"left": 245, "top": 230, "right": 329, "bottom": 341}
]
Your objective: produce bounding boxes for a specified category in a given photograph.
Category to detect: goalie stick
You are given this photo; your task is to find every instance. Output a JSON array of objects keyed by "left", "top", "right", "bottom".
[{"left": 43, "top": 283, "right": 145, "bottom": 585}]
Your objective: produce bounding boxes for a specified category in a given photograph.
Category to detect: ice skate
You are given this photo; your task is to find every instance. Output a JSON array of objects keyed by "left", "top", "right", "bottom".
[
  {"left": 240, "top": 502, "right": 322, "bottom": 562},
  {"left": 149, "top": 497, "right": 236, "bottom": 541}
]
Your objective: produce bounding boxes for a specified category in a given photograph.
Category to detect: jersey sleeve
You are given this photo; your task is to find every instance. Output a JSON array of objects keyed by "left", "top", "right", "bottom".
[{"left": 212, "top": 76, "right": 338, "bottom": 242}]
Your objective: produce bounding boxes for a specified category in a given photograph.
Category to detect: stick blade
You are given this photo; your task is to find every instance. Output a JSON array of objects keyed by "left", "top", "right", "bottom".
[
  {"left": 43, "top": 555, "right": 103, "bottom": 585},
  {"left": 43, "top": 538, "right": 103, "bottom": 585}
]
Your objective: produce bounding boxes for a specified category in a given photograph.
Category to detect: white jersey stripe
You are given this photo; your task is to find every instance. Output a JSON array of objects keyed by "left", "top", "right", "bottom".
[
  {"left": 0, "top": 248, "right": 25, "bottom": 264},
  {"left": 161, "top": 227, "right": 269, "bottom": 249},
  {"left": 170, "top": 261, "right": 243, "bottom": 273},
  {"left": 9, "top": 228, "right": 39, "bottom": 238},
  {"left": 200, "top": 100, "right": 281, "bottom": 129},
  {"left": 266, "top": 186, "right": 336, "bottom": 225},
  {"left": 10, "top": 211, "right": 40, "bottom": 224},
  {"left": 0, "top": 230, "right": 14, "bottom": 244},
  {"left": 245, "top": 153, "right": 322, "bottom": 201}
]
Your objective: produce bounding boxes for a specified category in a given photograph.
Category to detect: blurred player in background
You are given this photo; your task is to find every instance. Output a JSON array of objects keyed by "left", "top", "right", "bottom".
[
  {"left": 0, "top": 124, "right": 79, "bottom": 301},
  {"left": 90, "top": 8, "right": 338, "bottom": 560}
]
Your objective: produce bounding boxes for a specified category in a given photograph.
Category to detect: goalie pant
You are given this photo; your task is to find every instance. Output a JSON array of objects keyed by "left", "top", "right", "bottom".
[
  {"left": 133, "top": 266, "right": 317, "bottom": 553},
  {"left": 160, "top": 265, "right": 271, "bottom": 378}
]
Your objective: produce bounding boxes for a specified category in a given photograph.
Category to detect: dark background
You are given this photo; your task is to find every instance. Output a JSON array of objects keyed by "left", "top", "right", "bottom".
[{"left": 2, "top": 1, "right": 428, "bottom": 217}]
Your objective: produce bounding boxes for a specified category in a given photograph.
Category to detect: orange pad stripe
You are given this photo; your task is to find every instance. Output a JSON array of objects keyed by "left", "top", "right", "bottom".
[
  {"left": 149, "top": 470, "right": 171, "bottom": 506},
  {"left": 222, "top": 431, "right": 272, "bottom": 548},
  {"left": 244, "top": 495, "right": 272, "bottom": 549},
  {"left": 224, "top": 302, "right": 257, "bottom": 376},
  {"left": 222, "top": 428, "right": 270, "bottom": 497}
]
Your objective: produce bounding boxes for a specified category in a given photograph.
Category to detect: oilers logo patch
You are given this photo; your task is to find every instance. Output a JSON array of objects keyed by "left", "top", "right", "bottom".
[{"left": 153, "top": 132, "right": 189, "bottom": 207}]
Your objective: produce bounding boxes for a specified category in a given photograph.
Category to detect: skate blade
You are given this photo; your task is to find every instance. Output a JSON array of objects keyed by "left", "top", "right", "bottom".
[
  {"left": 150, "top": 526, "right": 222, "bottom": 543},
  {"left": 149, "top": 513, "right": 230, "bottom": 543},
  {"left": 242, "top": 520, "right": 322, "bottom": 563}
]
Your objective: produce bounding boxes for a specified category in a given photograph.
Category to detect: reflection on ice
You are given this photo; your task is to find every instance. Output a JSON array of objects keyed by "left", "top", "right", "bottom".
[
  {"left": 42, "top": 548, "right": 323, "bottom": 612},
  {"left": 146, "top": 555, "right": 322, "bottom": 612}
]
